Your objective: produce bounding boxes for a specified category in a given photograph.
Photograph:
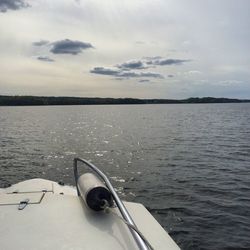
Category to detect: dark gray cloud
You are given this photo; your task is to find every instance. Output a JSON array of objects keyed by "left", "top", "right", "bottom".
[
  {"left": 90, "top": 56, "right": 187, "bottom": 81},
  {"left": 117, "top": 57, "right": 190, "bottom": 71},
  {"left": 33, "top": 40, "right": 50, "bottom": 46},
  {"left": 90, "top": 67, "right": 120, "bottom": 76},
  {"left": 90, "top": 67, "right": 164, "bottom": 79},
  {"left": 50, "top": 39, "right": 93, "bottom": 55},
  {"left": 37, "top": 56, "right": 54, "bottom": 62},
  {"left": 146, "top": 58, "right": 190, "bottom": 66},
  {"left": 141, "top": 72, "right": 163, "bottom": 79},
  {"left": 0, "top": 0, "right": 30, "bottom": 12},
  {"left": 117, "top": 60, "right": 147, "bottom": 70}
]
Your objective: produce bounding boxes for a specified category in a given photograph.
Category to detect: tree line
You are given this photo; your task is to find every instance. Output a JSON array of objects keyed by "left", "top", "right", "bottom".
[{"left": 0, "top": 95, "right": 249, "bottom": 106}]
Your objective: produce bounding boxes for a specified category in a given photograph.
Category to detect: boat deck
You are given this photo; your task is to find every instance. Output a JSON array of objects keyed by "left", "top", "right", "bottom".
[{"left": 0, "top": 179, "right": 180, "bottom": 250}]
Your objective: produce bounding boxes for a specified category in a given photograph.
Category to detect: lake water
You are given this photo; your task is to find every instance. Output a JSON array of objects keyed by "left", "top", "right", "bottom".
[{"left": 0, "top": 104, "right": 250, "bottom": 249}]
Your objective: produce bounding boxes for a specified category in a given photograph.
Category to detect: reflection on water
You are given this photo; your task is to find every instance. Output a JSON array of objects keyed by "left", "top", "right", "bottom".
[{"left": 1, "top": 104, "right": 250, "bottom": 249}]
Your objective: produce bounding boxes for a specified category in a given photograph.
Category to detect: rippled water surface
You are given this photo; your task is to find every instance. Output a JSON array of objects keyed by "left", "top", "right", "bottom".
[{"left": 1, "top": 104, "right": 250, "bottom": 249}]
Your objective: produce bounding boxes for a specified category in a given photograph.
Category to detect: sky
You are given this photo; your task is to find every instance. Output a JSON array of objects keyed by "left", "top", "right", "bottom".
[{"left": 0, "top": 0, "right": 249, "bottom": 99}]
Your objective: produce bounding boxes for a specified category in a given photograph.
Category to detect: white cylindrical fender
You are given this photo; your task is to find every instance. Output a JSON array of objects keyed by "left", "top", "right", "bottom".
[{"left": 77, "top": 173, "right": 113, "bottom": 211}]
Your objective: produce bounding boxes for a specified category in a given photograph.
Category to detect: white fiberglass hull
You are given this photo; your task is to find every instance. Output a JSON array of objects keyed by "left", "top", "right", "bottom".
[{"left": 0, "top": 179, "right": 180, "bottom": 250}]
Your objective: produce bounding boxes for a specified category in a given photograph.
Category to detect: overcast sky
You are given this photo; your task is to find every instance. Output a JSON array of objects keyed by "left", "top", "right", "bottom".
[{"left": 0, "top": 0, "right": 249, "bottom": 99}]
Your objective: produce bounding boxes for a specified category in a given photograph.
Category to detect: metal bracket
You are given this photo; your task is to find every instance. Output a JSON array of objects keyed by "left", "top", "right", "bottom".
[{"left": 18, "top": 199, "right": 29, "bottom": 210}]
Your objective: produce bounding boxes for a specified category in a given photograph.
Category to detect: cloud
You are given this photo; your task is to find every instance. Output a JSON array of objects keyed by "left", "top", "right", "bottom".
[
  {"left": 119, "top": 71, "right": 164, "bottom": 79},
  {"left": 115, "top": 77, "right": 126, "bottom": 81},
  {"left": 50, "top": 39, "right": 93, "bottom": 55},
  {"left": 33, "top": 40, "right": 50, "bottom": 46},
  {"left": 90, "top": 56, "right": 188, "bottom": 81},
  {"left": 142, "top": 72, "right": 163, "bottom": 79},
  {"left": 116, "top": 57, "right": 190, "bottom": 71},
  {"left": 146, "top": 58, "right": 190, "bottom": 66},
  {"left": 90, "top": 67, "right": 120, "bottom": 76},
  {"left": 89, "top": 55, "right": 190, "bottom": 83},
  {"left": 90, "top": 67, "right": 164, "bottom": 79},
  {"left": 37, "top": 56, "right": 54, "bottom": 62},
  {"left": 138, "top": 79, "right": 150, "bottom": 83},
  {"left": 117, "top": 60, "right": 147, "bottom": 70},
  {"left": 0, "top": 0, "right": 30, "bottom": 12}
]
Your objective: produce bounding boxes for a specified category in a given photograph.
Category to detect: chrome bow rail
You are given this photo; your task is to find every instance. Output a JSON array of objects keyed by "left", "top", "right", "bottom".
[{"left": 73, "top": 157, "right": 150, "bottom": 250}]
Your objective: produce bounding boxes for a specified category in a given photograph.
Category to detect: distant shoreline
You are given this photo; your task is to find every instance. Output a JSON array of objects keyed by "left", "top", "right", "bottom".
[{"left": 0, "top": 95, "right": 250, "bottom": 106}]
